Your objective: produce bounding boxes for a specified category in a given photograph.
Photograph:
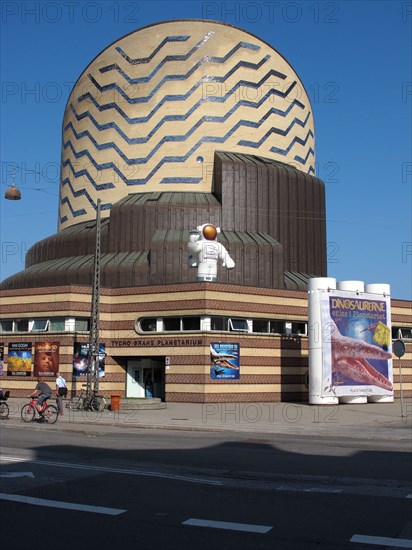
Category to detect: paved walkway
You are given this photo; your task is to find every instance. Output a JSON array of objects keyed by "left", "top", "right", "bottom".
[{"left": 2, "top": 398, "right": 411, "bottom": 440}]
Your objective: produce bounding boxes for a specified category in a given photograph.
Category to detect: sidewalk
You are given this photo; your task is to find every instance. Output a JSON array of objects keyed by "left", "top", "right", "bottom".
[{"left": 2, "top": 398, "right": 412, "bottom": 441}]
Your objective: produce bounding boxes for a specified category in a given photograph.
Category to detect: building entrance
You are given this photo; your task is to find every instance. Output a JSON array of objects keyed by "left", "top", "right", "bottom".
[{"left": 126, "top": 357, "right": 165, "bottom": 400}]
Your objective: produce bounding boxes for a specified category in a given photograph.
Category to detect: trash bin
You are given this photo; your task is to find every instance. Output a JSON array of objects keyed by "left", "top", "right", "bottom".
[{"left": 110, "top": 394, "right": 121, "bottom": 411}]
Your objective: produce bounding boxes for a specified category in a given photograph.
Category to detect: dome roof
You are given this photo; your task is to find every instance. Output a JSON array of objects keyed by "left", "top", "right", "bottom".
[{"left": 59, "top": 20, "right": 315, "bottom": 229}]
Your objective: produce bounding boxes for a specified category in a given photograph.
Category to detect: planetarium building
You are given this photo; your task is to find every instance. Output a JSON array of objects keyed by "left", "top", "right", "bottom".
[{"left": 1, "top": 20, "right": 410, "bottom": 402}]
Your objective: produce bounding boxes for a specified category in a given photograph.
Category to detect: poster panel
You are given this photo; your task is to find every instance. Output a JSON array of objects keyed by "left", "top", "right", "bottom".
[
  {"left": 320, "top": 290, "right": 392, "bottom": 397},
  {"left": 7, "top": 342, "right": 32, "bottom": 376},
  {"left": 34, "top": 342, "right": 59, "bottom": 377},
  {"left": 0, "top": 344, "right": 4, "bottom": 376},
  {"left": 73, "top": 342, "right": 105, "bottom": 378},
  {"left": 210, "top": 343, "right": 240, "bottom": 379}
]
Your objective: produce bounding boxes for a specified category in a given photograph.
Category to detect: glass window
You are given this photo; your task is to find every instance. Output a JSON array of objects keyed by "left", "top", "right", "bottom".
[
  {"left": 163, "top": 317, "right": 181, "bottom": 331},
  {"left": 16, "top": 319, "right": 29, "bottom": 332},
  {"left": 253, "top": 319, "right": 269, "bottom": 333},
  {"left": 140, "top": 318, "right": 157, "bottom": 332},
  {"left": 182, "top": 317, "right": 200, "bottom": 331},
  {"left": 270, "top": 321, "right": 284, "bottom": 334},
  {"left": 75, "top": 318, "right": 89, "bottom": 331},
  {"left": 50, "top": 318, "right": 66, "bottom": 332},
  {"left": 0, "top": 320, "right": 13, "bottom": 332},
  {"left": 31, "top": 319, "right": 49, "bottom": 332},
  {"left": 229, "top": 318, "right": 249, "bottom": 332},
  {"left": 292, "top": 322, "right": 307, "bottom": 335},
  {"left": 210, "top": 317, "right": 228, "bottom": 331}
]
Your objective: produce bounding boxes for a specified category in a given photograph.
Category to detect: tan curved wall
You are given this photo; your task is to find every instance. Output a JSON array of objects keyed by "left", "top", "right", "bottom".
[{"left": 59, "top": 20, "right": 315, "bottom": 229}]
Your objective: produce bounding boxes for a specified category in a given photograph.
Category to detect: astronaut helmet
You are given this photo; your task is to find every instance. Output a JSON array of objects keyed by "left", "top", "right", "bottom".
[{"left": 197, "top": 223, "right": 221, "bottom": 241}]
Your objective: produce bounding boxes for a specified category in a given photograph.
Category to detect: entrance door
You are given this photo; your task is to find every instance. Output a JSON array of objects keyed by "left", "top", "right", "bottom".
[
  {"left": 126, "top": 358, "right": 166, "bottom": 400},
  {"left": 126, "top": 360, "right": 145, "bottom": 398}
]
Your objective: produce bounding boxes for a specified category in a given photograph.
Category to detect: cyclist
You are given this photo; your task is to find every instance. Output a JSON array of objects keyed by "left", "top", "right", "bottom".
[{"left": 30, "top": 378, "right": 52, "bottom": 414}]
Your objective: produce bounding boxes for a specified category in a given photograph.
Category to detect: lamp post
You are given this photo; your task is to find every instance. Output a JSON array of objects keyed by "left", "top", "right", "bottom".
[{"left": 86, "top": 198, "right": 102, "bottom": 398}]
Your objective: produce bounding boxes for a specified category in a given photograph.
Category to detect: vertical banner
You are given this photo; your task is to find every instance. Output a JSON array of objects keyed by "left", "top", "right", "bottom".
[
  {"left": 73, "top": 342, "right": 105, "bottom": 378},
  {"left": 320, "top": 290, "right": 392, "bottom": 398},
  {"left": 210, "top": 343, "right": 240, "bottom": 379},
  {"left": 34, "top": 342, "right": 59, "bottom": 377},
  {"left": 0, "top": 344, "right": 4, "bottom": 375},
  {"left": 7, "top": 342, "right": 32, "bottom": 376}
]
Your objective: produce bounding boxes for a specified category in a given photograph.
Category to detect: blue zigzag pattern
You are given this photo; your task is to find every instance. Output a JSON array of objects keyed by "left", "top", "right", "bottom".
[
  {"left": 69, "top": 86, "right": 303, "bottom": 146},
  {"left": 111, "top": 35, "right": 190, "bottom": 66},
  {"left": 115, "top": 31, "right": 218, "bottom": 66},
  {"left": 237, "top": 112, "right": 311, "bottom": 148},
  {"left": 62, "top": 159, "right": 115, "bottom": 190},
  {"left": 64, "top": 107, "right": 310, "bottom": 165},
  {"left": 60, "top": 178, "right": 112, "bottom": 222},
  {"left": 77, "top": 70, "right": 296, "bottom": 134},
  {"left": 270, "top": 130, "right": 314, "bottom": 156},
  {"left": 294, "top": 148, "right": 315, "bottom": 165},
  {"left": 100, "top": 42, "right": 265, "bottom": 88},
  {"left": 83, "top": 60, "right": 286, "bottom": 106}
]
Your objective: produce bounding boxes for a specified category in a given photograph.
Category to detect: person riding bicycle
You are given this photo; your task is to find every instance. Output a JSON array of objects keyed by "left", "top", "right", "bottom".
[{"left": 30, "top": 378, "right": 52, "bottom": 414}]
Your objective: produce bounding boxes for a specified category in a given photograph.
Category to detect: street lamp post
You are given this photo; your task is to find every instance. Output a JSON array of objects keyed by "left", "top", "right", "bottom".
[{"left": 86, "top": 198, "right": 102, "bottom": 398}]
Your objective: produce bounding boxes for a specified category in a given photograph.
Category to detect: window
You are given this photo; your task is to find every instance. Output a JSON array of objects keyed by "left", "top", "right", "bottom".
[
  {"left": 270, "top": 321, "right": 284, "bottom": 334},
  {"left": 392, "top": 327, "right": 412, "bottom": 340},
  {"left": 210, "top": 317, "right": 228, "bottom": 331},
  {"left": 16, "top": 319, "right": 29, "bottom": 332},
  {"left": 253, "top": 319, "right": 269, "bottom": 333},
  {"left": 229, "top": 318, "right": 249, "bottom": 332},
  {"left": 75, "top": 318, "right": 89, "bottom": 331},
  {"left": 291, "top": 322, "right": 307, "bottom": 336},
  {"left": 141, "top": 318, "right": 157, "bottom": 332},
  {"left": 163, "top": 317, "right": 181, "bottom": 331},
  {"left": 182, "top": 317, "right": 200, "bottom": 331},
  {"left": 30, "top": 319, "right": 49, "bottom": 332},
  {"left": 0, "top": 320, "right": 13, "bottom": 332},
  {"left": 50, "top": 318, "right": 66, "bottom": 332}
]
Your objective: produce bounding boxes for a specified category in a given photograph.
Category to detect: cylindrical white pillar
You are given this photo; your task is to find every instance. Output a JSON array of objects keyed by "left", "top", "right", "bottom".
[
  {"left": 308, "top": 277, "right": 338, "bottom": 405},
  {"left": 337, "top": 280, "right": 365, "bottom": 293}
]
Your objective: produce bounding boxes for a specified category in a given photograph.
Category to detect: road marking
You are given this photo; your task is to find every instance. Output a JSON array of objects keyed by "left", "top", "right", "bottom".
[
  {"left": 350, "top": 534, "right": 412, "bottom": 547},
  {"left": 0, "top": 472, "right": 35, "bottom": 478},
  {"left": 182, "top": 518, "right": 272, "bottom": 533},
  {"left": 0, "top": 455, "right": 222, "bottom": 486},
  {"left": 0, "top": 493, "right": 126, "bottom": 515},
  {"left": 406, "top": 494, "right": 412, "bottom": 499}
]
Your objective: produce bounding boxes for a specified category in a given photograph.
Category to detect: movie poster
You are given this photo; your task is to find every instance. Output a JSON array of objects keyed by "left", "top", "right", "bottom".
[
  {"left": 73, "top": 342, "right": 105, "bottom": 378},
  {"left": 7, "top": 342, "right": 32, "bottom": 376},
  {"left": 0, "top": 344, "right": 4, "bottom": 376},
  {"left": 34, "top": 342, "right": 59, "bottom": 377},
  {"left": 210, "top": 343, "right": 240, "bottom": 379},
  {"left": 320, "top": 290, "right": 392, "bottom": 397}
]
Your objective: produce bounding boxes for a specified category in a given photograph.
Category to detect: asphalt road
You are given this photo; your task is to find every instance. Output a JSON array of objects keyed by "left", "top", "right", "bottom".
[{"left": 1, "top": 424, "right": 411, "bottom": 549}]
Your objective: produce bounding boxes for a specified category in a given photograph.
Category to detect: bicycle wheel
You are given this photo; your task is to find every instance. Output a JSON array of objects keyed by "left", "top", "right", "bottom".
[
  {"left": 68, "top": 397, "right": 83, "bottom": 411},
  {"left": 21, "top": 404, "right": 35, "bottom": 422},
  {"left": 91, "top": 396, "right": 106, "bottom": 412},
  {"left": 0, "top": 402, "right": 9, "bottom": 420},
  {"left": 43, "top": 404, "right": 59, "bottom": 424}
]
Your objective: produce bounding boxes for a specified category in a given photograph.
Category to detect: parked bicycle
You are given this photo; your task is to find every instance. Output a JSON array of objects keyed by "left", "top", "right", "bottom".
[
  {"left": 68, "top": 385, "right": 107, "bottom": 412},
  {"left": 0, "top": 390, "right": 10, "bottom": 420},
  {"left": 21, "top": 397, "right": 59, "bottom": 424}
]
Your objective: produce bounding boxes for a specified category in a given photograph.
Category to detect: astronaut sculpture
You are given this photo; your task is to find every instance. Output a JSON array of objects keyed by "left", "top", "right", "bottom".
[{"left": 188, "top": 224, "right": 235, "bottom": 282}]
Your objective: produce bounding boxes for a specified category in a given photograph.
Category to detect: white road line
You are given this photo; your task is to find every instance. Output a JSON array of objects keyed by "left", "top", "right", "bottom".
[
  {"left": 182, "top": 518, "right": 272, "bottom": 533},
  {"left": 350, "top": 534, "right": 412, "bottom": 548},
  {"left": 0, "top": 493, "right": 126, "bottom": 515},
  {"left": 0, "top": 455, "right": 222, "bottom": 486}
]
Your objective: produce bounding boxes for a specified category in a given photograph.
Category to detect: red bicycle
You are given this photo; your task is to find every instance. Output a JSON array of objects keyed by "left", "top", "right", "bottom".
[{"left": 21, "top": 397, "right": 59, "bottom": 424}]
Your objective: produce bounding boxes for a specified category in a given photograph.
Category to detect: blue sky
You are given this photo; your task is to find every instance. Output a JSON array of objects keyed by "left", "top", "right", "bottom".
[{"left": 1, "top": 0, "right": 411, "bottom": 300}]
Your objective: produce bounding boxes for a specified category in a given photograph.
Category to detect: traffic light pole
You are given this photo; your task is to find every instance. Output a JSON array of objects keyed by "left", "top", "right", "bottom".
[{"left": 86, "top": 198, "right": 101, "bottom": 398}]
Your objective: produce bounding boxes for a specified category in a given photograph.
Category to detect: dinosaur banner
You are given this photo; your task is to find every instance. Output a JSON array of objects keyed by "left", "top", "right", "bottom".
[
  {"left": 319, "top": 290, "right": 393, "bottom": 397},
  {"left": 210, "top": 343, "right": 240, "bottom": 379}
]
